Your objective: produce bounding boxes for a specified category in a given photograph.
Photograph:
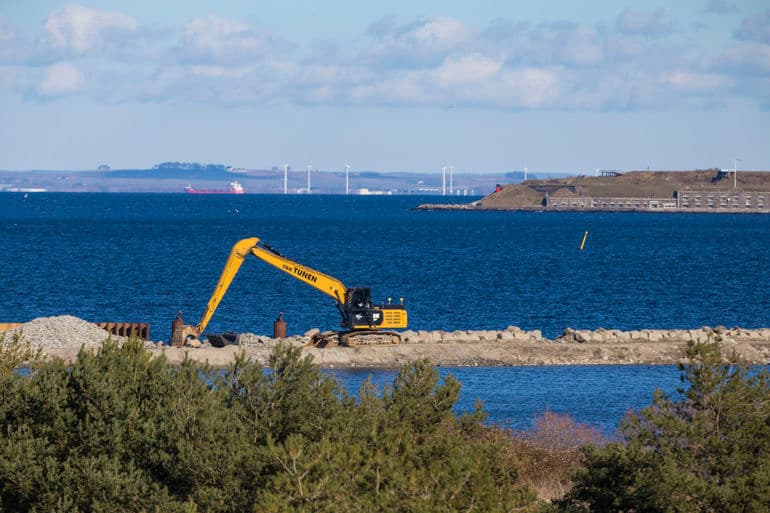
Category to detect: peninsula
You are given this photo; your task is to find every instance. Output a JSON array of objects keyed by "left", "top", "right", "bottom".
[{"left": 419, "top": 169, "right": 770, "bottom": 213}]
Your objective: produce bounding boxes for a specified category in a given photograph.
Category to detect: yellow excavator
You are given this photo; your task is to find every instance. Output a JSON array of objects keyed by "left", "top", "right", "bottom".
[{"left": 175, "top": 237, "right": 408, "bottom": 347}]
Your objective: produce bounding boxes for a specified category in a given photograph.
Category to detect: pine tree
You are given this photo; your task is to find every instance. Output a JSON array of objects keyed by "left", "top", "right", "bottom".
[{"left": 562, "top": 339, "right": 770, "bottom": 512}]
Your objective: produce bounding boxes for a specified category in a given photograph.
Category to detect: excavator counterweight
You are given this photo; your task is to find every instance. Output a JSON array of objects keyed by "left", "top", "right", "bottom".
[{"left": 176, "top": 237, "right": 407, "bottom": 347}]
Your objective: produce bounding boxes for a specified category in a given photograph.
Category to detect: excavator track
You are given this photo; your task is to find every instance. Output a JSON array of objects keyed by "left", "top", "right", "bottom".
[
  {"left": 342, "top": 330, "right": 401, "bottom": 346},
  {"left": 308, "top": 330, "right": 401, "bottom": 348}
]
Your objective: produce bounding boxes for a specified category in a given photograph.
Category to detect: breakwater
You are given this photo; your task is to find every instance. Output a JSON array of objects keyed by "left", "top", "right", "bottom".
[
  {"left": 229, "top": 325, "right": 770, "bottom": 368},
  {"left": 156, "top": 326, "right": 770, "bottom": 368},
  {"left": 9, "top": 317, "right": 770, "bottom": 368}
]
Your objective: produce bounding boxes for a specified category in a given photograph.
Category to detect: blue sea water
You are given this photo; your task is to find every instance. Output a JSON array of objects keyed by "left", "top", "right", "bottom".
[
  {"left": 2, "top": 192, "right": 768, "bottom": 431},
  {"left": 327, "top": 365, "right": 684, "bottom": 433}
]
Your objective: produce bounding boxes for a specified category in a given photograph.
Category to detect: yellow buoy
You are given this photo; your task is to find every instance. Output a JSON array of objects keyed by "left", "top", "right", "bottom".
[{"left": 579, "top": 230, "right": 588, "bottom": 250}]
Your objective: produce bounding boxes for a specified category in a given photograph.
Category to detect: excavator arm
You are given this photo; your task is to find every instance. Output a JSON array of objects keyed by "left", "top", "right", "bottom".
[
  {"left": 195, "top": 237, "right": 348, "bottom": 335},
  {"left": 250, "top": 242, "right": 347, "bottom": 304}
]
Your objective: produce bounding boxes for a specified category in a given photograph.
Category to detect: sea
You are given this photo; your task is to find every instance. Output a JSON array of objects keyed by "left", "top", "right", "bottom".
[{"left": 2, "top": 192, "right": 769, "bottom": 432}]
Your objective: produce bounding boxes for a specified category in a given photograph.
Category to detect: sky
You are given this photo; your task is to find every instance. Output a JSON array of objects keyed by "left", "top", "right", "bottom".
[{"left": 1, "top": 0, "right": 769, "bottom": 173}]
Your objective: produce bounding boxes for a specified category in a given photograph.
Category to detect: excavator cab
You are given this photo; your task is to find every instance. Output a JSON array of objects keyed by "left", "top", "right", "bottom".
[
  {"left": 340, "top": 286, "right": 407, "bottom": 332},
  {"left": 342, "top": 287, "right": 381, "bottom": 329}
]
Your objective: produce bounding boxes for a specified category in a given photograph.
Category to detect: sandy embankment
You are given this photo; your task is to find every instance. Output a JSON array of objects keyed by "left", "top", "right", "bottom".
[{"left": 7, "top": 316, "right": 770, "bottom": 369}]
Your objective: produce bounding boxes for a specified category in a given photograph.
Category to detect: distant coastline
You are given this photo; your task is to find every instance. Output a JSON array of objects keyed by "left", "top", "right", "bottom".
[{"left": 0, "top": 161, "right": 512, "bottom": 195}]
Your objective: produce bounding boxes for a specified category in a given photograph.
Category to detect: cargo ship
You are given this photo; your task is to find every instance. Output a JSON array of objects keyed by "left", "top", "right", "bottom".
[{"left": 184, "top": 181, "right": 245, "bottom": 194}]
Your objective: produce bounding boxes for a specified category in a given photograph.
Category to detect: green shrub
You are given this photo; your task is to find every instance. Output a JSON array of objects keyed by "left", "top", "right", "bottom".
[
  {"left": 0, "top": 331, "right": 43, "bottom": 381},
  {"left": 561, "top": 339, "right": 770, "bottom": 512},
  {"left": 0, "top": 342, "right": 543, "bottom": 512}
]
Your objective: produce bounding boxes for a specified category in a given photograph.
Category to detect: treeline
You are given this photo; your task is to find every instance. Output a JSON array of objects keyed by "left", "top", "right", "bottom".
[
  {"left": 0, "top": 336, "right": 768, "bottom": 512},
  {"left": 153, "top": 162, "right": 227, "bottom": 171}
]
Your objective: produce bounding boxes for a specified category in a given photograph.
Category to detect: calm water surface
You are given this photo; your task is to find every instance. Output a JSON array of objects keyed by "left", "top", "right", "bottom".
[{"left": 328, "top": 364, "right": 684, "bottom": 433}]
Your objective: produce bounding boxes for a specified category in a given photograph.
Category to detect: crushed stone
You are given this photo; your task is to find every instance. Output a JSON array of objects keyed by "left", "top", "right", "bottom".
[
  {"left": 236, "top": 332, "right": 305, "bottom": 348},
  {"left": 3, "top": 315, "right": 127, "bottom": 349}
]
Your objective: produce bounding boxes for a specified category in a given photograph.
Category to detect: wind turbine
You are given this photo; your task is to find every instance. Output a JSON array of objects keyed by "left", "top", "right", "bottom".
[
  {"left": 283, "top": 164, "right": 288, "bottom": 194},
  {"left": 442, "top": 166, "right": 447, "bottom": 195},
  {"left": 345, "top": 164, "right": 350, "bottom": 195},
  {"left": 306, "top": 165, "right": 312, "bottom": 193},
  {"left": 449, "top": 165, "right": 454, "bottom": 195}
]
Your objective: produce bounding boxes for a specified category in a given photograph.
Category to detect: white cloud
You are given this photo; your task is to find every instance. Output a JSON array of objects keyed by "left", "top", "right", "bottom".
[
  {"left": 714, "top": 42, "right": 770, "bottom": 76},
  {"left": 664, "top": 71, "right": 732, "bottom": 92},
  {"left": 36, "top": 62, "right": 85, "bottom": 97},
  {"left": 290, "top": 55, "right": 563, "bottom": 111},
  {"left": 365, "top": 16, "right": 471, "bottom": 68},
  {"left": 615, "top": 9, "right": 673, "bottom": 37},
  {"left": 0, "top": 16, "right": 18, "bottom": 43},
  {"left": 705, "top": 0, "right": 737, "bottom": 14},
  {"left": 41, "top": 4, "right": 138, "bottom": 54},
  {"left": 433, "top": 54, "right": 501, "bottom": 84},
  {"left": 0, "top": 16, "right": 27, "bottom": 64},
  {"left": 735, "top": 10, "right": 770, "bottom": 45},
  {"left": 179, "top": 15, "right": 292, "bottom": 65},
  {"left": 562, "top": 26, "right": 605, "bottom": 66},
  {"left": 2, "top": 6, "right": 767, "bottom": 112},
  {"left": 513, "top": 22, "right": 605, "bottom": 67},
  {"left": 463, "top": 66, "right": 563, "bottom": 108}
]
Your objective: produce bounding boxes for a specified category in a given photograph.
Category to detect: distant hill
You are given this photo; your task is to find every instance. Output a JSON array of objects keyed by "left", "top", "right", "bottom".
[{"left": 105, "top": 162, "right": 236, "bottom": 180}]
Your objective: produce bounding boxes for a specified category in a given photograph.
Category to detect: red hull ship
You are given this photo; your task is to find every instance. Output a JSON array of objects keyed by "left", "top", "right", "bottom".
[{"left": 184, "top": 181, "right": 245, "bottom": 194}]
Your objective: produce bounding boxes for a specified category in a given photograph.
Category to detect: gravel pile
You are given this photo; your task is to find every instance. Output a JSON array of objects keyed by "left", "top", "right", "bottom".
[{"left": 4, "top": 315, "right": 126, "bottom": 349}]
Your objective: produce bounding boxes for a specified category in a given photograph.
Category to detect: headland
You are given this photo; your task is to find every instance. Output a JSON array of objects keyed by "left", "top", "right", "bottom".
[{"left": 418, "top": 169, "right": 770, "bottom": 213}]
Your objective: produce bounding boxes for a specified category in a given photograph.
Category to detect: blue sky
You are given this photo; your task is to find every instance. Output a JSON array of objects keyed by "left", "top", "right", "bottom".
[{"left": 1, "top": 1, "right": 769, "bottom": 173}]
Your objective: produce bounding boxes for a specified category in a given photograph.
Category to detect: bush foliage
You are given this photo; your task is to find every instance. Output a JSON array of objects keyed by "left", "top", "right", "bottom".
[
  {"left": 3, "top": 336, "right": 766, "bottom": 512},
  {"left": 561, "top": 340, "right": 770, "bottom": 512},
  {"left": 0, "top": 340, "right": 541, "bottom": 512}
]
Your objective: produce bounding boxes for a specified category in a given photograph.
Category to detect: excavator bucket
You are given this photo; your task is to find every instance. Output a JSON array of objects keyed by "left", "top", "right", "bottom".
[
  {"left": 307, "top": 331, "right": 340, "bottom": 348},
  {"left": 170, "top": 324, "right": 201, "bottom": 347},
  {"left": 206, "top": 332, "right": 239, "bottom": 347}
]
